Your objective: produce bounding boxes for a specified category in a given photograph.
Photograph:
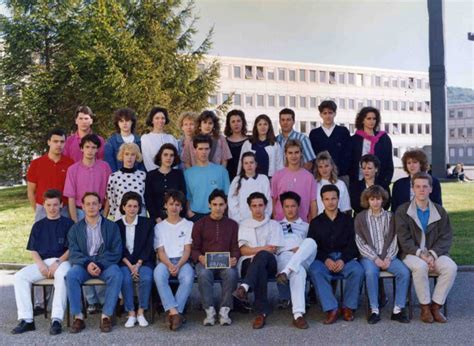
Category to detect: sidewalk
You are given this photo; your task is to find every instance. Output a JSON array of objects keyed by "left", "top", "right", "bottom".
[{"left": 0, "top": 270, "right": 473, "bottom": 345}]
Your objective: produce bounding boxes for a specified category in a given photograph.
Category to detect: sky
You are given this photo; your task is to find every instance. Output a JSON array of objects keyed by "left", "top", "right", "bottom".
[{"left": 1, "top": 0, "right": 472, "bottom": 88}]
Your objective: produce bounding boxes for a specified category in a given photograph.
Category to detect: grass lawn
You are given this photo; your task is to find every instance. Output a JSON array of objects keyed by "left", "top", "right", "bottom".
[{"left": 0, "top": 183, "right": 473, "bottom": 265}]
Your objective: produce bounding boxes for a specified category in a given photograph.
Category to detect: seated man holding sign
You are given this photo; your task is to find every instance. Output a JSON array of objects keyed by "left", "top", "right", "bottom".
[{"left": 191, "top": 189, "right": 240, "bottom": 326}]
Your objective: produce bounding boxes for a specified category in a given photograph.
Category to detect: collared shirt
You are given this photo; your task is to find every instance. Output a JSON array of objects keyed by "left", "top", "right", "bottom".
[
  {"left": 359, "top": 139, "right": 372, "bottom": 179},
  {"left": 416, "top": 206, "right": 430, "bottom": 233},
  {"left": 276, "top": 130, "right": 316, "bottom": 163},
  {"left": 86, "top": 216, "right": 103, "bottom": 256},
  {"left": 321, "top": 124, "right": 336, "bottom": 138},
  {"left": 63, "top": 131, "right": 105, "bottom": 162},
  {"left": 279, "top": 217, "right": 309, "bottom": 252},
  {"left": 123, "top": 215, "right": 138, "bottom": 255}
]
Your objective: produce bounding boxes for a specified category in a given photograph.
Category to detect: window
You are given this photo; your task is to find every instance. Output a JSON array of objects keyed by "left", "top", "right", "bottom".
[
  {"left": 222, "top": 93, "right": 230, "bottom": 102},
  {"left": 425, "top": 101, "right": 430, "bottom": 112},
  {"left": 409, "top": 102, "right": 414, "bottom": 111},
  {"left": 468, "top": 148, "right": 473, "bottom": 157},
  {"left": 468, "top": 128, "right": 473, "bottom": 137},
  {"left": 458, "top": 128, "right": 464, "bottom": 137},
  {"left": 401, "top": 101, "right": 407, "bottom": 111},
  {"left": 402, "top": 124, "right": 407, "bottom": 134},
  {"left": 459, "top": 148, "right": 464, "bottom": 157},
  {"left": 376, "top": 100, "right": 381, "bottom": 109},
  {"left": 319, "top": 71, "right": 327, "bottom": 83},
  {"left": 416, "top": 79, "right": 422, "bottom": 89},
  {"left": 367, "top": 100, "right": 373, "bottom": 107},
  {"left": 300, "top": 121, "right": 307, "bottom": 133},
  {"left": 393, "top": 148, "right": 399, "bottom": 157},
  {"left": 234, "top": 94, "right": 241, "bottom": 106},
  {"left": 393, "top": 101, "right": 399, "bottom": 111},
  {"left": 245, "top": 65, "right": 253, "bottom": 79},
  {"left": 449, "top": 110, "right": 455, "bottom": 118},
  {"left": 246, "top": 95, "right": 253, "bottom": 106},
  {"left": 401, "top": 80, "right": 407, "bottom": 88},
  {"left": 257, "top": 94, "right": 264, "bottom": 107},
  {"left": 383, "top": 78, "right": 389, "bottom": 87},
  {"left": 338, "top": 73, "right": 345, "bottom": 84},
  {"left": 279, "top": 95, "right": 286, "bottom": 107},
  {"left": 349, "top": 99, "right": 355, "bottom": 110},
  {"left": 458, "top": 110, "right": 464, "bottom": 118},
  {"left": 392, "top": 79, "right": 399, "bottom": 88},
  {"left": 425, "top": 81, "right": 430, "bottom": 89},
  {"left": 268, "top": 95, "right": 275, "bottom": 107},
  {"left": 256, "top": 66, "right": 264, "bottom": 80},
  {"left": 375, "top": 76, "right": 381, "bottom": 87},
  {"left": 417, "top": 102, "right": 423, "bottom": 112},
  {"left": 209, "top": 95, "right": 218, "bottom": 105},
  {"left": 409, "top": 124, "right": 415, "bottom": 134},
  {"left": 289, "top": 70, "right": 296, "bottom": 81},
  {"left": 267, "top": 70, "right": 275, "bottom": 80},
  {"left": 289, "top": 96, "right": 296, "bottom": 107},
  {"left": 278, "top": 68, "right": 286, "bottom": 81},
  {"left": 408, "top": 77, "right": 414, "bottom": 89},
  {"left": 384, "top": 123, "right": 390, "bottom": 133},
  {"left": 349, "top": 124, "right": 355, "bottom": 133},
  {"left": 358, "top": 101, "right": 364, "bottom": 110},
  {"left": 310, "top": 121, "right": 317, "bottom": 129},
  {"left": 329, "top": 71, "right": 336, "bottom": 84},
  {"left": 449, "top": 148, "right": 455, "bottom": 157},
  {"left": 418, "top": 124, "right": 423, "bottom": 134},
  {"left": 299, "top": 69, "right": 306, "bottom": 82},
  {"left": 310, "top": 70, "right": 316, "bottom": 82},
  {"left": 425, "top": 124, "right": 430, "bottom": 134},
  {"left": 393, "top": 124, "right": 400, "bottom": 134},
  {"left": 310, "top": 97, "right": 317, "bottom": 108},
  {"left": 348, "top": 73, "right": 355, "bottom": 85},
  {"left": 233, "top": 66, "right": 241, "bottom": 78},
  {"left": 356, "top": 73, "right": 364, "bottom": 86},
  {"left": 384, "top": 100, "right": 390, "bottom": 110},
  {"left": 300, "top": 96, "right": 307, "bottom": 108},
  {"left": 339, "top": 98, "right": 346, "bottom": 109}
]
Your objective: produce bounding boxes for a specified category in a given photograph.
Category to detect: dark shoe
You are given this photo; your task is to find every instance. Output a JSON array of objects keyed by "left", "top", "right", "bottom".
[
  {"left": 391, "top": 309, "right": 410, "bottom": 323},
  {"left": 11, "top": 320, "right": 36, "bottom": 334},
  {"left": 420, "top": 304, "right": 434, "bottom": 323},
  {"left": 323, "top": 309, "right": 338, "bottom": 324},
  {"left": 170, "top": 313, "right": 184, "bottom": 331},
  {"left": 431, "top": 302, "right": 447, "bottom": 323},
  {"left": 252, "top": 314, "right": 266, "bottom": 329},
  {"left": 368, "top": 312, "right": 381, "bottom": 324},
  {"left": 293, "top": 316, "right": 309, "bottom": 329},
  {"left": 342, "top": 307, "right": 354, "bottom": 322},
  {"left": 69, "top": 318, "right": 85, "bottom": 333},
  {"left": 275, "top": 272, "right": 289, "bottom": 285},
  {"left": 232, "top": 286, "right": 248, "bottom": 302},
  {"left": 33, "top": 306, "right": 45, "bottom": 316},
  {"left": 49, "top": 320, "right": 62, "bottom": 335},
  {"left": 276, "top": 299, "right": 291, "bottom": 310},
  {"left": 100, "top": 317, "right": 112, "bottom": 333}
]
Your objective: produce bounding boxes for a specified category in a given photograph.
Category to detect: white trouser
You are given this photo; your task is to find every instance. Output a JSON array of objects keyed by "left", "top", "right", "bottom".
[
  {"left": 277, "top": 238, "right": 317, "bottom": 315},
  {"left": 14, "top": 258, "right": 71, "bottom": 321},
  {"left": 403, "top": 254, "right": 457, "bottom": 305}
]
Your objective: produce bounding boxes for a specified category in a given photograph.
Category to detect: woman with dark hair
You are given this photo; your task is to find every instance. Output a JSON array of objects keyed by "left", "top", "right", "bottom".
[
  {"left": 116, "top": 191, "right": 155, "bottom": 328},
  {"left": 144, "top": 143, "right": 186, "bottom": 223},
  {"left": 391, "top": 149, "right": 442, "bottom": 212},
  {"left": 350, "top": 154, "right": 391, "bottom": 214},
  {"left": 349, "top": 107, "right": 394, "bottom": 188},
  {"left": 228, "top": 152, "right": 272, "bottom": 222},
  {"left": 182, "top": 110, "right": 232, "bottom": 168},
  {"left": 236, "top": 114, "right": 283, "bottom": 178},
  {"left": 141, "top": 106, "right": 178, "bottom": 172},
  {"left": 224, "top": 109, "right": 249, "bottom": 181}
]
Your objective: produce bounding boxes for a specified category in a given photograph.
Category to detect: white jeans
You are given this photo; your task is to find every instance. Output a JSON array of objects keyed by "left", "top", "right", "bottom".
[
  {"left": 277, "top": 238, "right": 317, "bottom": 315},
  {"left": 14, "top": 258, "right": 71, "bottom": 321},
  {"left": 403, "top": 254, "right": 457, "bottom": 305}
]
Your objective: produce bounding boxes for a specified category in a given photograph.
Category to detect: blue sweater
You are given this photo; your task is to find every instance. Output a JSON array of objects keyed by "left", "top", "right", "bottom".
[
  {"left": 309, "top": 126, "right": 352, "bottom": 176},
  {"left": 391, "top": 176, "right": 442, "bottom": 212},
  {"left": 68, "top": 217, "right": 122, "bottom": 270},
  {"left": 104, "top": 133, "right": 144, "bottom": 172}
]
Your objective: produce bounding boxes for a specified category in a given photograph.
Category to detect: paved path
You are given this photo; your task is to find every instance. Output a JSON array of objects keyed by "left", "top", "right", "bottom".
[{"left": 0, "top": 270, "right": 473, "bottom": 345}]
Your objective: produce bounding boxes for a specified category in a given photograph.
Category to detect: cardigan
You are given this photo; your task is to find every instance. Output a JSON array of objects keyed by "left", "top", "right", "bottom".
[
  {"left": 104, "top": 133, "right": 144, "bottom": 172},
  {"left": 116, "top": 216, "right": 155, "bottom": 268},
  {"left": 391, "top": 176, "right": 442, "bottom": 212},
  {"left": 236, "top": 140, "right": 283, "bottom": 178},
  {"left": 349, "top": 131, "right": 394, "bottom": 187},
  {"left": 349, "top": 179, "right": 391, "bottom": 214},
  {"left": 68, "top": 217, "right": 122, "bottom": 270}
]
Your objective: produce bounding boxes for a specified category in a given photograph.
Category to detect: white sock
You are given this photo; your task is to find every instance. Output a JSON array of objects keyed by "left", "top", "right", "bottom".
[
  {"left": 241, "top": 284, "right": 250, "bottom": 292},
  {"left": 23, "top": 318, "right": 34, "bottom": 323},
  {"left": 294, "top": 313, "right": 303, "bottom": 319},
  {"left": 393, "top": 305, "right": 402, "bottom": 314},
  {"left": 371, "top": 308, "right": 379, "bottom": 315}
]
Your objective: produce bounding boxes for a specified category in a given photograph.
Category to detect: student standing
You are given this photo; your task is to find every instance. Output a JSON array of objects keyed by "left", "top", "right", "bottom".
[
  {"left": 177, "top": 111, "right": 198, "bottom": 169},
  {"left": 224, "top": 109, "right": 249, "bottom": 181}
]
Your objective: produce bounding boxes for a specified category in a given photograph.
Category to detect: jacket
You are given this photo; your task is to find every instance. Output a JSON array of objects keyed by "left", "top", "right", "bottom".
[
  {"left": 104, "top": 133, "right": 144, "bottom": 172},
  {"left": 116, "top": 216, "right": 155, "bottom": 268},
  {"left": 236, "top": 140, "right": 283, "bottom": 177},
  {"left": 391, "top": 176, "right": 442, "bottom": 212}
]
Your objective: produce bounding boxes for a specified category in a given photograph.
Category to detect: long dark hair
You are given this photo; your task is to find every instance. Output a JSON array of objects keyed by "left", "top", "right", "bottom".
[
  {"left": 250, "top": 114, "right": 276, "bottom": 145},
  {"left": 234, "top": 152, "right": 257, "bottom": 195}
]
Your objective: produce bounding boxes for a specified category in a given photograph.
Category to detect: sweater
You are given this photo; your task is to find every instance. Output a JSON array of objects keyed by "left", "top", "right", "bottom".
[{"left": 391, "top": 176, "right": 442, "bottom": 212}]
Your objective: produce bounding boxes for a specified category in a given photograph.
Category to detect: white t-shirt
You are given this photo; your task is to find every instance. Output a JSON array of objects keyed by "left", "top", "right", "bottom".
[
  {"left": 154, "top": 219, "right": 193, "bottom": 258},
  {"left": 316, "top": 179, "right": 352, "bottom": 214},
  {"left": 141, "top": 132, "right": 178, "bottom": 172}
]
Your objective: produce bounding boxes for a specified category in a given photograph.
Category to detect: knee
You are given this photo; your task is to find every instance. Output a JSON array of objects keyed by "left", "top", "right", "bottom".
[
  {"left": 410, "top": 260, "right": 429, "bottom": 274},
  {"left": 350, "top": 261, "right": 365, "bottom": 278},
  {"left": 197, "top": 268, "right": 213, "bottom": 282},
  {"left": 14, "top": 268, "right": 28, "bottom": 282},
  {"left": 304, "top": 238, "right": 317, "bottom": 253},
  {"left": 254, "top": 250, "right": 272, "bottom": 262},
  {"left": 440, "top": 257, "right": 458, "bottom": 276},
  {"left": 224, "top": 268, "right": 238, "bottom": 281},
  {"left": 66, "top": 267, "right": 80, "bottom": 283}
]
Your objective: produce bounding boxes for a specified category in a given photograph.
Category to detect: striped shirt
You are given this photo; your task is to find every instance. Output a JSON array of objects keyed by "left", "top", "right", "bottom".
[
  {"left": 276, "top": 130, "right": 316, "bottom": 164},
  {"left": 355, "top": 209, "right": 397, "bottom": 260},
  {"left": 86, "top": 216, "right": 104, "bottom": 256}
]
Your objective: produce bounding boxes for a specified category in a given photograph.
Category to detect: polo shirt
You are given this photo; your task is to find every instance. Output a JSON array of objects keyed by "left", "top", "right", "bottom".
[
  {"left": 279, "top": 217, "right": 309, "bottom": 252},
  {"left": 26, "top": 216, "right": 74, "bottom": 260},
  {"left": 154, "top": 219, "right": 193, "bottom": 258},
  {"left": 276, "top": 130, "right": 316, "bottom": 164},
  {"left": 416, "top": 206, "right": 430, "bottom": 233},
  {"left": 63, "top": 160, "right": 112, "bottom": 207},
  {"left": 27, "top": 154, "right": 74, "bottom": 205},
  {"left": 63, "top": 131, "right": 106, "bottom": 162}
]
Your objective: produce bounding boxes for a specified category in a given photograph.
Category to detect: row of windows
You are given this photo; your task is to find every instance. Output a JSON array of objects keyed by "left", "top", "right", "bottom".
[
  {"left": 449, "top": 127, "right": 474, "bottom": 138},
  {"left": 449, "top": 147, "right": 474, "bottom": 158},
  {"left": 449, "top": 109, "right": 474, "bottom": 118},
  {"left": 295, "top": 121, "right": 431, "bottom": 136},
  {"left": 211, "top": 93, "right": 431, "bottom": 113},
  {"left": 230, "top": 64, "right": 429, "bottom": 89}
]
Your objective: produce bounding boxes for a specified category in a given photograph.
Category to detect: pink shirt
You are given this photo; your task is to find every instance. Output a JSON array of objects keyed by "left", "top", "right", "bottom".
[
  {"left": 271, "top": 167, "right": 317, "bottom": 222},
  {"left": 63, "top": 131, "right": 106, "bottom": 162},
  {"left": 63, "top": 160, "right": 111, "bottom": 207}
]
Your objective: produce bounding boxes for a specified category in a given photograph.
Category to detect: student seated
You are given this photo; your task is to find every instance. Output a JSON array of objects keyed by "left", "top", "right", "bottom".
[
  {"left": 395, "top": 172, "right": 457, "bottom": 323},
  {"left": 11, "top": 189, "right": 74, "bottom": 335},
  {"left": 355, "top": 185, "right": 410, "bottom": 324},
  {"left": 154, "top": 190, "right": 195, "bottom": 331},
  {"left": 116, "top": 192, "right": 155, "bottom": 328}
]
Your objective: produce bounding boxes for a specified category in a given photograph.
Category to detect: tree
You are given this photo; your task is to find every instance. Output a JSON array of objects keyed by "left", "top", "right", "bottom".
[{"left": 0, "top": 0, "right": 220, "bottom": 182}]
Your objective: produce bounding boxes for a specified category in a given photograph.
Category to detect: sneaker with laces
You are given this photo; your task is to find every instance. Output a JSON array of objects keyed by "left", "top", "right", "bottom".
[
  {"left": 137, "top": 314, "right": 149, "bottom": 327},
  {"left": 219, "top": 307, "right": 232, "bottom": 326},
  {"left": 124, "top": 316, "right": 137, "bottom": 328},
  {"left": 203, "top": 306, "right": 216, "bottom": 326}
]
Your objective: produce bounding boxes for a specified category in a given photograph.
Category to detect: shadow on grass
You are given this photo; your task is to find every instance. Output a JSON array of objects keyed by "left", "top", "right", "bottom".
[{"left": 0, "top": 186, "right": 28, "bottom": 212}]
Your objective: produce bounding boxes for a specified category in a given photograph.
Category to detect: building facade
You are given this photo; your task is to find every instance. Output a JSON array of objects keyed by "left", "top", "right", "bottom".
[
  {"left": 448, "top": 103, "right": 474, "bottom": 165},
  {"left": 206, "top": 56, "right": 432, "bottom": 162}
]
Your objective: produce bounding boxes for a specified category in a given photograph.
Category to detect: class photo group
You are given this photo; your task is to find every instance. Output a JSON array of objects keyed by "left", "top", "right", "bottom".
[{"left": 12, "top": 100, "right": 457, "bottom": 336}]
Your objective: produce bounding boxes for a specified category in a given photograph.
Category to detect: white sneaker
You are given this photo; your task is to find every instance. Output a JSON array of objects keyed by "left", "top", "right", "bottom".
[
  {"left": 219, "top": 307, "right": 232, "bottom": 326},
  {"left": 124, "top": 316, "right": 137, "bottom": 328},
  {"left": 203, "top": 307, "right": 216, "bottom": 326},
  {"left": 137, "top": 314, "right": 149, "bottom": 327}
]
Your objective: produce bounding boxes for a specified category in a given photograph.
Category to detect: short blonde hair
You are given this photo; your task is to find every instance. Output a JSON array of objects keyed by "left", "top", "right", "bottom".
[
  {"left": 117, "top": 143, "right": 143, "bottom": 162},
  {"left": 178, "top": 111, "right": 198, "bottom": 128},
  {"left": 314, "top": 151, "right": 338, "bottom": 183}
]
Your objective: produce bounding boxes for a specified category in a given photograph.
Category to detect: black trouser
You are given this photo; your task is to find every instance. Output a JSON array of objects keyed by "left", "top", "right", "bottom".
[{"left": 241, "top": 251, "right": 277, "bottom": 315}]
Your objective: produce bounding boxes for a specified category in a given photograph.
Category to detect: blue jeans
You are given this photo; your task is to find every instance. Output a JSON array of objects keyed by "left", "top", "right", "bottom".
[
  {"left": 121, "top": 265, "right": 153, "bottom": 312},
  {"left": 153, "top": 259, "right": 194, "bottom": 313},
  {"left": 360, "top": 258, "right": 410, "bottom": 310},
  {"left": 309, "top": 254, "right": 364, "bottom": 312},
  {"left": 66, "top": 264, "right": 123, "bottom": 317}
]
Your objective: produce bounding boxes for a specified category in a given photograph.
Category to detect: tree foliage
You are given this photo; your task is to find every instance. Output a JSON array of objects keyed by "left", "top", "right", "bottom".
[{"left": 0, "top": 0, "right": 220, "bottom": 182}]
